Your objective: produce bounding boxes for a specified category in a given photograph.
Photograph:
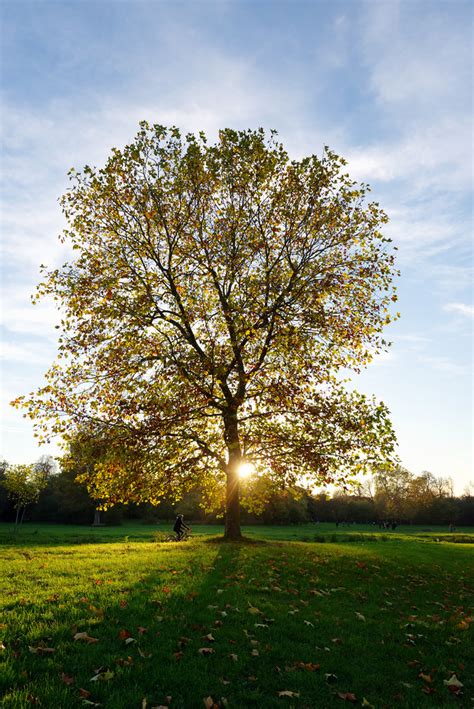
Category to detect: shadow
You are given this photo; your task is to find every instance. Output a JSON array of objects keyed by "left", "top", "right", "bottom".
[{"left": 1, "top": 535, "right": 248, "bottom": 708}]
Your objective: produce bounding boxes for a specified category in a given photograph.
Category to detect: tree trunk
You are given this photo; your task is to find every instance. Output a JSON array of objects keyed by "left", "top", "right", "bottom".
[
  {"left": 224, "top": 410, "right": 243, "bottom": 540},
  {"left": 20, "top": 505, "right": 26, "bottom": 525},
  {"left": 15, "top": 506, "right": 20, "bottom": 528}
]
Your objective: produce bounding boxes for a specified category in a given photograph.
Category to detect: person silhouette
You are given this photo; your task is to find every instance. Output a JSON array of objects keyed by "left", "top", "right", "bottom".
[{"left": 173, "top": 514, "right": 190, "bottom": 541}]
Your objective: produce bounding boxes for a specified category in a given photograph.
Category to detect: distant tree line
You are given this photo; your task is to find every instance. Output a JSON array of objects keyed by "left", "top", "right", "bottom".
[{"left": 0, "top": 458, "right": 472, "bottom": 527}]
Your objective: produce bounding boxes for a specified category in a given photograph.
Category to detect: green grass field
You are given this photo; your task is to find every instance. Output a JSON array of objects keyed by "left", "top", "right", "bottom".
[{"left": 1, "top": 523, "right": 473, "bottom": 708}]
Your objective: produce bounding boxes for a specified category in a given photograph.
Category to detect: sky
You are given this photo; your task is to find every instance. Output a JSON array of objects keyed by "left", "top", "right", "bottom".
[{"left": 1, "top": 0, "right": 472, "bottom": 494}]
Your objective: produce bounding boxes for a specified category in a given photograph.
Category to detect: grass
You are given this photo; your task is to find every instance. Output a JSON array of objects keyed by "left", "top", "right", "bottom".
[{"left": 0, "top": 523, "right": 473, "bottom": 708}]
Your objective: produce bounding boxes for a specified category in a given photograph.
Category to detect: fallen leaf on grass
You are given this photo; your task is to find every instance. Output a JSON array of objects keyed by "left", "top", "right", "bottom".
[
  {"left": 138, "top": 647, "right": 152, "bottom": 658},
  {"left": 248, "top": 603, "right": 262, "bottom": 615},
  {"left": 29, "top": 646, "right": 55, "bottom": 654},
  {"left": 173, "top": 651, "right": 184, "bottom": 661},
  {"left": 125, "top": 637, "right": 136, "bottom": 645},
  {"left": 115, "top": 656, "right": 133, "bottom": 667},
  {"left": 361, "top": 699, "right": 375, "bottom": 708},
  {"left": 291, "top": 662, "right": 320, "bottom": 671},
  {"left": 60, "top": 672, "right": 75, "bottom": 685},
  {"left": 303, "top": 620, "right": 314, "bottom": 627},
  {"left": 74, "top": 632, "right": 99, "bottom": 644},
  {"left": 229, "top": 653, "right": 238, "bottom": 662},
  {"left": 198, "top": 647, "right": 215, "bottom": 656},
  {"left": 444, "top": 674, "right": 463, "bottom": 688},
  {"left": 337, "top": 692, "right": 357, "bottom": 702},
  {"left": 203, "top": 634, "right": 216, "bottom": 642},
  {"left": 444, "top": 674, "right": 463, "bottom": 695},
  {"left": 251, "top": 649, "right": 259, "bottom": 656},
  {"left": 355, "top": 613, "right": 366, "bottom": 622},
  {"left": 419, "top": 673, "right": 433, "bottom": 683},
  {"left": 118, "top": 629, "right": 131, "bottom": 640},
  {"left": 137, "top": 626, "right": 147, "bottom": 635},
  {"left": 278, "top": 691, "right": 300, "bottom": 698},
  {"left": 90, "top": 670, "right": 114, "bottom": 682},
  {"left": 0, "top": 642, "right": 6, "bottom": 652},
  {"left": 422, "top": 686, "right": 436, "bottom": 695},
  {"left": 325, "top": 673, "right": 338, "bottom": 684}
]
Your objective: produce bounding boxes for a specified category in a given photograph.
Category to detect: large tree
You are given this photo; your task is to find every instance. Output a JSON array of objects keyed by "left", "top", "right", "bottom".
[{"left": 14, "top": 125, "right": 398, "bottom": 539}]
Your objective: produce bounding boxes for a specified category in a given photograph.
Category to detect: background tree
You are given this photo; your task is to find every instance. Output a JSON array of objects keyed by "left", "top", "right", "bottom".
[
  {"left": 2, "top": 464, "right": 47, "bottom": 527},
  {"left": 14, "top": 124, "right": 398, "bottom": 539}
]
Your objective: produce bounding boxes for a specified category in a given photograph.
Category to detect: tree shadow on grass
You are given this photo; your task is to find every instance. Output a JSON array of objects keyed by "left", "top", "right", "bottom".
[{"left": 1, "top": 537, "right": 251, "bottom": 708}]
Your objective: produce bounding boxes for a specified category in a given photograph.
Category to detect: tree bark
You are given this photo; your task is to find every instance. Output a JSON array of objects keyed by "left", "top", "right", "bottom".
[{"left": 224, "top": 410, "right": 243, "bottom": 540}]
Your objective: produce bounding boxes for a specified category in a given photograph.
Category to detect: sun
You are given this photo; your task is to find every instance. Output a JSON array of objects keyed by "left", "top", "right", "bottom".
[{"left": 237, "top": 461, "right": 255, "bottom": 478}]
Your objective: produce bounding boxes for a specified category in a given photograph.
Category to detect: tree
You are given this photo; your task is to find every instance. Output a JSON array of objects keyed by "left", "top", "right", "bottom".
[
  {"left": 13, "top": 124, "right": 398, "bottom": 539},
  {"left": 374, "top": 465, "right": 412, "bottom": 521},
  {"left": 2, "top": 464, "right": 47, "bottom": 527}
]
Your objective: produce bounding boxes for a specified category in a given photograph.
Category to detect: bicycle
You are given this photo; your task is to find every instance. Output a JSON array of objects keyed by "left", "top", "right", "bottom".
[{"left": 163, "top": 528, "right": 192, "bottom": 542}]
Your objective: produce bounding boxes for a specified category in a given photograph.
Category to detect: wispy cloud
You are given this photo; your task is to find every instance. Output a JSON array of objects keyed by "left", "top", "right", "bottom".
[{"left": 444, "top": 303, "right": 474, "bottom": 319}]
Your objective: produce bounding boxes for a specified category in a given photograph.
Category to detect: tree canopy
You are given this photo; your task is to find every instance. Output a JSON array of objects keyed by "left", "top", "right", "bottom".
[{"left": 14, "top": 124, "right": 399, "bottom": 538}]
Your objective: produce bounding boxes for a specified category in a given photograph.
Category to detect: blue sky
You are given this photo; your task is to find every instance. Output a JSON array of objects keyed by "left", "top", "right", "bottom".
[{"left": 1, "top": 0, "right": 472, "bottom": 493}]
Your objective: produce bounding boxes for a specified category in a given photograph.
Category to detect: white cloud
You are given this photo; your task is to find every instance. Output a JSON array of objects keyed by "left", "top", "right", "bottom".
[{"left": 444, "top": 303, "right": 474, "bottom": 319}]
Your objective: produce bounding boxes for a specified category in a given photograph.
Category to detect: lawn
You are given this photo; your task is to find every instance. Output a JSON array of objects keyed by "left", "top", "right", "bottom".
[{"left": 0, "top": 523, "right": 472, "bottom": 708}]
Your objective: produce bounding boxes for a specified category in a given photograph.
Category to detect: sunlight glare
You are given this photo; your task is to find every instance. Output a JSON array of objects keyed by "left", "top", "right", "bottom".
[{"left": 238, "top": 461, "right": 255, "bottom": 478}]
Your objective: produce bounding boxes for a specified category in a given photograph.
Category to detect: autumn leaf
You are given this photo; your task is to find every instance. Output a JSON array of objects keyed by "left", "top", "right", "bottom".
[
  {"left": 73, "top": 632, "right": 98, "bottom": 644},
  {"left": 198, "top": 647, "right": 215, "bottom": 656},
  {"left": 418, "top": 673, "right": 433, "bottom": 683},
  {"left": 115, "top": 656, "right": 133, "bottom": 667},
  {"left": 361, "top": 699, "right": 375, "bottom": 708},
  {"left": 229, "top": 653, "right": 238, "bottom": 662},
  {"left": 278, "top": 690, "right": 300, "bottom": 698},
  {"left": 247, "top": 603, "right": 262, "bottom": 615},
  {"left": 444, "top": 674, "right": 463, "bottom": 689},
  {"left": 203, "top": 634, "right": 215, "bottom": 642},
  {"left": 444, "top": 674, "right": 463, "bottom": 695},
  {"left": 292, "top": 662, "right": 320, "bottom": 671},
  {"left": 29, "top": 646, "right": 55, "bottom": 654},
  {"left": 337, "top": 692, "right": 357, "bottom": 702},
  {"left": 118, "top": 629, "right": 131, "bottom": 640},
  {"left": 90, "top": 669, "right": 114, "bottom": 682},
  {"left": 79, "top": 688, "right": 92, "bottom": 698},
  {"left": 355, "top": 612, "right": 366, "bottom": 622},
  {"left": 60, "top": 672, "right": 75, "bottom": 685}
]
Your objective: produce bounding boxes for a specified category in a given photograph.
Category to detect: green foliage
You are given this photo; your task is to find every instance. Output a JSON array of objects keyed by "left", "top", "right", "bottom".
[{"left": 1, "top": 465, "right": 48, "bottom": 525}]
